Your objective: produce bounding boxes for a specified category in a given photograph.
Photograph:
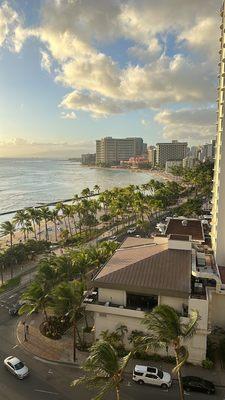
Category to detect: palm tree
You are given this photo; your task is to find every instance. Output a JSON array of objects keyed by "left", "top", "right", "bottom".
[
  {"left": 0, "top": 221, "right": 16, "bottom": 249},
  {"left": 72, "top": 340, "right": 132, "bottom": 400},
  {"left": 50, "top": 209, "right": 60, "bottom": 242},
  {"left": 51, "top": 280, "right": 84, "bottom": 362},
  {"left": 13, "top": 210, "right": 27, "bottom": 241},
  {"left": 93, "top": 184, "right": 100, "bottom": 194},
  {"left": 26, "top": 208, "right": 38, "bottom": 240},
  {"left": 142, "top": 305, "right": 199, "bottom": 400},
  {"left": 19, "top": 280, "right": 51, "bottom": 322},
  {"left": 40, "top": 207, "right": 51, "bottom": 241},
  {"left": 81, "top": 187, "right": 91, "bottom": 198}
]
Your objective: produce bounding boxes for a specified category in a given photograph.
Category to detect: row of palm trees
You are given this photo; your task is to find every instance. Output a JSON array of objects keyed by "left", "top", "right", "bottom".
[
  {"left": 73, "top": 305, "right": 199, "bottom": 400},
  {"left": 0, "top": 180, "right": 183, "bottom": 247},
  {"left": 19, "top": 240, "right": 118, "bottom": 361}
]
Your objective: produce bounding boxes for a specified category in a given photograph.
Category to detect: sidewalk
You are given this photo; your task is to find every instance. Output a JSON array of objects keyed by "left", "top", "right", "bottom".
[
  {"left": 17, "top": 313, "right": 88, "bottom": 365},
  {"left": 16, "top": 313, "right": 225, "bottom": 386}
]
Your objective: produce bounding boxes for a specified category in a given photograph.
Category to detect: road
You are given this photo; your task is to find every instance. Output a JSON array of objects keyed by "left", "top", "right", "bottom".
[{"left": 0, "top": 287, "right": 225, "bottom": 400}]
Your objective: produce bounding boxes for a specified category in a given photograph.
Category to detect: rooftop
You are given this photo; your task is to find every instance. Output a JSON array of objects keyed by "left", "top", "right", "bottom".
[
  {"left": 165, "top": 218, "right": 204, "bottom": 242},
  {"left": 93, "top": 237, "right": 192, "bottom": 297}
]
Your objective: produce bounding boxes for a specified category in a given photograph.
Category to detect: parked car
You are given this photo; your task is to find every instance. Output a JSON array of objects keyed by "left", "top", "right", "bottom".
[
  {"left": 9, "top": 302, "right": 25, "bottom": 317},
  {"left": 4, "top": 356, "right": 29, "bottom": 379},
  {"left": 127, "top": 227, "right": 136, "bottom": 234},
  {"left": 132, "top": 365, "right": 172, "bottom": 389},
  {"left": 182, "top": 376, "right": 215, "bottom": 395},
  {"left": 108, "top": 236, "right": 117, "bottom": 241}
]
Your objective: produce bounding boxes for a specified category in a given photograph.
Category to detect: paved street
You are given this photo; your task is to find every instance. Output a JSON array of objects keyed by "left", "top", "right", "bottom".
[{"left": 0, "top": 287, "right": 225, "bottom": 400}]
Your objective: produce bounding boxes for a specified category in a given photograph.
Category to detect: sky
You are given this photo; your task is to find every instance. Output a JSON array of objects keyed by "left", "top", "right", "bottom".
[{"left": 0, "top": 0, "right": 221, "bottom": 158}]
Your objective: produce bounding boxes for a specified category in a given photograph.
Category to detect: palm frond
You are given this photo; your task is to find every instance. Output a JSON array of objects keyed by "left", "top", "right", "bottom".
[{"left": 182, "top": 309, "right": 199, "bottom": 339}]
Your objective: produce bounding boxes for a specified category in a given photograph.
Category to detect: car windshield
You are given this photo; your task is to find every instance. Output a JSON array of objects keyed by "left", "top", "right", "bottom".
[
  {"left": 14, "top": 362, "right": 24, "bottom": 370},
  {"left": 157, "top": 370, "right": 163, "bottom": 379}
]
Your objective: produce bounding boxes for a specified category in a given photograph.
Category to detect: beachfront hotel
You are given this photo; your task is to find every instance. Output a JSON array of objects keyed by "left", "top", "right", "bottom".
[
  {"left": 83, "top": 3, "right": 225, "bottom": 365},
  {"left": 211, "top": 2, "right": 225, "bottom": 267},
  {"left": 96, "top": 137, "right": 146, "bottom": 165}
]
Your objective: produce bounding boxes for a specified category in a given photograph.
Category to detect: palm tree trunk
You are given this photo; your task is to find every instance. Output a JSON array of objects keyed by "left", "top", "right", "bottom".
[
  {"left": 32, "top": 221, "right": 37, "bottom": 240},
  {"left": 54, "top": 221, "right": 58, "bottom": 242},
  {"left": 73, "top": 320, "right": 77, "bottom": 362},
  {"left": 0, "top": 266, "right": 3, "bottom": 285},
  {"left": 10, "top": 233, "right": 13, "bottom": 249},
  {"left": 175, "top": 349, "right": 184, "bottom": 400},
  {"left": 45, "top": 221, "right": 48, "bottom": 241},
  {"left": 115, "top": 385, "right": 120, "bottom": 400}
]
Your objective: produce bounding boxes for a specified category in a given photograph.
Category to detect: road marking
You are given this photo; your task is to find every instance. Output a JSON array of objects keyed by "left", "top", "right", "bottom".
[
  {"left": 12, "top": 344, "right": 18, "bottom": 349},
  {"left": 184, "top": 391, "right": 190, "bottom": 396},
  {"left": 48, "top": 369, "right": 54, "bottom": 374},
  {"left": 34, "top": 389, "right": 59, "bottom": 395},
  {"left": 9, "top": 294, "right": 16, "bottom": 299}
]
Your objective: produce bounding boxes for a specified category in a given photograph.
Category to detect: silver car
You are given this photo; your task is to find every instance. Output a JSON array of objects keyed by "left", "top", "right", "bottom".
[{"left": 4, "top": 356, "right": 29, "bottom": 379}]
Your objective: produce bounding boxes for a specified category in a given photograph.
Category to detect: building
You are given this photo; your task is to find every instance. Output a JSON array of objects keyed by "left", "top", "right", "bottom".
[
  {"left": 156, "top": 140, "right": 188, "bottom": 167},
  {"left": 85, "top": 230, "right": 225, "bottom": 364},
  {"left": 183, "top": 156, "right": 198, "bottom": 169},
  {"left": 165, "top": 159, "right": 183, "bottom": 173},
  {"left": 211, "top": 2, "right": 225, "bottom": 267},
  {"left": 81, "top": 153, "right": 96, "bottom": 165},
  {"left": 147, "top": 146, "right": 156, "bottom": 166},
  {"left": 95, "top": 137, "right": 144, "bottom": 165},
  {"left": 198, "top": 140, "right": 216, "bottom": 162}
]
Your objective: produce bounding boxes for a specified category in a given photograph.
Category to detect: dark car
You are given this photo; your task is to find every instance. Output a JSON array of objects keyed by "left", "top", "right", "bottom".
[
  {"left": 182, "top": 376, "right": 215, "bottom": 395},
  {"left": 9, "top": 302, "right": 25, "bottom": 317}
]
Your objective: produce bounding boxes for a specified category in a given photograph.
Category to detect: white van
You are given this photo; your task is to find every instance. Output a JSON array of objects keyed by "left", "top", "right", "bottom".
[{"left": 132, "top": 365, "right": 172, "bottom": 389}]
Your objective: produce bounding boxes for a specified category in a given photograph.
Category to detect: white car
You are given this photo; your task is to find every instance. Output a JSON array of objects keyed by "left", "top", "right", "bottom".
[
  {"left": 133, "top": 365, "right": 172, "bottom": 389},
  {"left": 4, "top": 356, "right": 29, "bottom": 379},
  {"left": 108, "top": 236, "right": 117, "bottom": 241},
  {"left": 127, "top": 227, "right": 136, "bottom": 234}
]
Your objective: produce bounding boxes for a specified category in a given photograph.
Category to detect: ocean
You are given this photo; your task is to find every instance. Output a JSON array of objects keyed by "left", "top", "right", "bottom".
[{"left": 0, "top": 158, "right": 158, "bottom": 221}]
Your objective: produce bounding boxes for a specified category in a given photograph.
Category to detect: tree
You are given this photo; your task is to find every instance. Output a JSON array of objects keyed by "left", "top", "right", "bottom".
[
  {"left": 72, "top": 340, "right": 132, "bottom": 400},
  {"left": 93, "top": 184, "right": 100, "bottom": 194},
  {"left": 19, "top": 280, "right": 51, "bottom": 322},
  {"left": 13, "top": 210, "right": 27, "bottom": 241},
  {"left": 51, "top": 280, "right": 84, "bottom": 362},
  {"left": 50, "top": 209, "right": 60, "bottom": 242},
  {"left": 81, "top": 187, "right": 91, "bottom": 198},
  {"left": 142, "top": 305, "right": 199, "bottom": 400},
  {"left": 40, "top": 207, "right": 51, "bottom": 241},
  {"left": 26, "top": 208, "right": 38, "bottom": 240},
  {"left": 0, "top": 221, "right": 16, "bottom": 249}
]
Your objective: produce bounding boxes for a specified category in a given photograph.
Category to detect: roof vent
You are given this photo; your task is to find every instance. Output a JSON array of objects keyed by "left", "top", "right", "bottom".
[{"left": 182, "top": 219, "right": 188, "bottom": 227}]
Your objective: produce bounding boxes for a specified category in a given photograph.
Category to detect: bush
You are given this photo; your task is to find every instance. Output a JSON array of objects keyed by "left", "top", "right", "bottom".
[
  {"left": 202, "top": 358, "right": 214, "bottom": 369},
  {"left": 219, "top": 337, "right": 225, "bottom": 367}
]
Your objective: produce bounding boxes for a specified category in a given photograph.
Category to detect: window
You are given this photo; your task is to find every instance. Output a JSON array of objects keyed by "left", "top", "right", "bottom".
[
  {"left": 147, "top": 367, "right": 156, "bottom": 373},
  {"left": 14, "top": 362, "right": 24, "bottom": 370},
  {"left": 157, "top": 370, "right": 163, "bottom": 379},
  {"left": 134, "top": 372, "right": 143, "bottom": 376},
  {"left": 146, "top": 374, "right": 158, "bottom": 379}
]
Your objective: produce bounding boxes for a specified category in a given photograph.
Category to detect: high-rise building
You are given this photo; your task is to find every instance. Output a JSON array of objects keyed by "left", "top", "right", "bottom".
[
  {"left": 95, "top": 137, "right": 144, "bottom": 165},
  {"left": 156, "top": 140, "right": 188, "bottom": 167},
  {"left": 211, "top": 3, "right": 225, "bottom": 266},
  {"left": 147, "top": 146, "right": 156, "bottom": 165},
  {"left": 198, "top": 140, "right": 216, "bottom": 162},
  {"left": 81, "top": 153, "right": 96, "bottom": 165}
]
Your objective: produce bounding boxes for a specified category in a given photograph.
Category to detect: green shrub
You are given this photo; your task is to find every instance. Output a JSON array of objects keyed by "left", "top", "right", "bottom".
[{"left": 202, "top": 358, "right": 214, "bottom": 369}]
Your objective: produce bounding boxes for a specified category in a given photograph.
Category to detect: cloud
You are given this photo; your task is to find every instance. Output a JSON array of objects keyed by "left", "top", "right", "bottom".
[
  {"left": 60, "top": 111, "right": 77, "bottom": 119},
  {"left": 0, "top": 1, "right": 29, "bottom": 52},
  {"left": 155, "top": 107, "right": 216, "bottom": 140},
  {"left": 0, "top": 137, "right": 94, "bottom": 157},
  {"left": 40, "top": 49, "right": 52, "bottom": 73},
  {"left": 141, "top": 119, "right": 150, "bottom": 127},
  {"left": 0, "top": 0, "right": 221, "bottom": 135}
]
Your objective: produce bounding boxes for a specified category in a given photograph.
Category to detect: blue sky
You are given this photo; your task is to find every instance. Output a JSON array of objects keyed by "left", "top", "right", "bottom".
[{"left": 0, "top": 0, "right": 220, "bottom": 157}]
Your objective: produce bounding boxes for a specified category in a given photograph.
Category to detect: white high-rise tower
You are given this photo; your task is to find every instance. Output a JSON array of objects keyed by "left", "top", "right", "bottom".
[{"left": 211, "top": 2, "right": 225, "bottom": 266}]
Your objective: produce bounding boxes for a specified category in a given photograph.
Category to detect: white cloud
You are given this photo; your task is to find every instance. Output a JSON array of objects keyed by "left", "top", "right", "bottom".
[
  {"left": 0, "top": 137, "right": 94, "bottom": 157},
  {"left": 0, "top": 0, "right": 221, "bottom": 136},
  {"left": 60, "top": 111, "right": 77, "bottom": 119},
  {"left": 0, "top": 2, "right": 29, "bottom": 52},
  {"left": 40, "top": 49, "right": 52, "bottom": 73},
  {"left": 155, "top": 107, "right": 216, "bottom": 140},
  {"left": 141, "top": 119, "right": 150, "bottom": 126}
]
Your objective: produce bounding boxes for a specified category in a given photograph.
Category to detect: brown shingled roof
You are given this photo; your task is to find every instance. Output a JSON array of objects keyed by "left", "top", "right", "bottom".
[
  {"left": 165, "top": 218, "right": 204, "bottom": 242},
  {"left": 94, "top": 238, "right": 191, "bottom": 297}
]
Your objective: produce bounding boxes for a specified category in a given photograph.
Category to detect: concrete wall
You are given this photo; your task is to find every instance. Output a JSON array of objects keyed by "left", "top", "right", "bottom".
[
  {"left": 98, "top": 288, "right": 126, "bottom": 306},
  {"left": 87, "top": 302, "right": 207, "bottom": 365},
  {"left": 160, "top": 296, "right": 187, "bottom": 312},
  {"left": 211, "top": 292, "right": 225, "bottom": 328}
]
